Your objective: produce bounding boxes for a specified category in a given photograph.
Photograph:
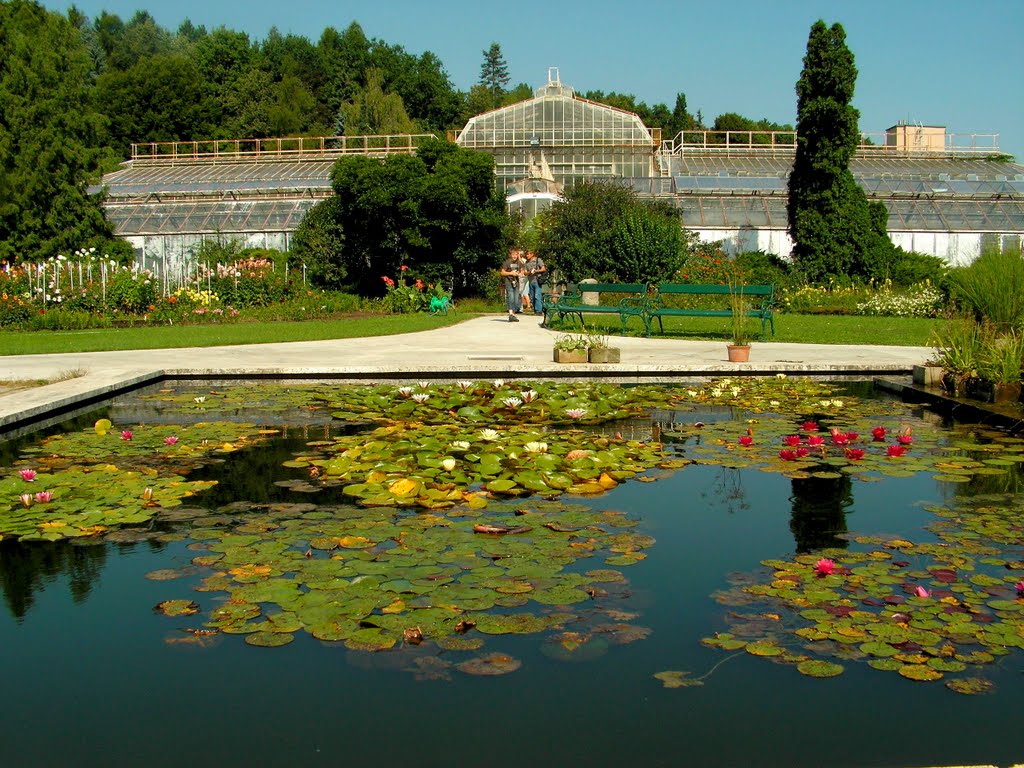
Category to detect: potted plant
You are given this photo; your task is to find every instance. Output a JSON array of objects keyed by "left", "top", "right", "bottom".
[
  {"left": 553, "top": 334, "right": 589, "bottom": 363},
  {"left": 586, "top": 332, "right": 621, "bottom": 364},
  {"left": 727, "top": 272, "right": 752, "bottom": 363},
  {"left": 977, "top": 329, "right": 1024, "bottom": 404}
]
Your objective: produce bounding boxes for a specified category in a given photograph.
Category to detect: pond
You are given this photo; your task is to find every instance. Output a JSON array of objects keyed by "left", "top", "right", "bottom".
[{"left": 1, "top": 378, "right": 1022, "bottom": 768}]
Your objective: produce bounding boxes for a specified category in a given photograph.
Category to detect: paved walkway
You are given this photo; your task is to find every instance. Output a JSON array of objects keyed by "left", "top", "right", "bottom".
[{"left": 0, "top": 314, "right": 933, "bottom": 431}]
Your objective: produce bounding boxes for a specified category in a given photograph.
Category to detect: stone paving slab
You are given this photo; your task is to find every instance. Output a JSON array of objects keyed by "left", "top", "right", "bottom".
[{"left": 0, "top": 315, "right": 933, "bottom": 432}]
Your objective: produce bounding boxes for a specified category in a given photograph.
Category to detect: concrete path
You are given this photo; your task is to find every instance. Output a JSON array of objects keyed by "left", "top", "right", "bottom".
[{"left": 0, "top": 314, "right": 933, "bottom": 431}]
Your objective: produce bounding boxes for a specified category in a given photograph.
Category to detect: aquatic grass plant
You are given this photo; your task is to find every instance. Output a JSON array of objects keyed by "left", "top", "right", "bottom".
[{"left": 947, "top": 247, "right": 1024, "bottom": 333}]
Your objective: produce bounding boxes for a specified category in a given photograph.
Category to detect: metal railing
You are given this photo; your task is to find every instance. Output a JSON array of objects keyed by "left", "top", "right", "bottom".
[
  {"left": 130, "top": 134, "right": 439, "bottom": 165},
  {"left": 660, "top": 130, "right": 1001, "bottom": 158}
]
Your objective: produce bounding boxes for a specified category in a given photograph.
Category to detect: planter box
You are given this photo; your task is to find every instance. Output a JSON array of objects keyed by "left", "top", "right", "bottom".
[
  {"left": 553, "top": 348, "right": 588, "bottom": 364},
  {"left": 588, "top": 347, "right": 621, "bottom": 364},
  {"left": 912, "top": 365, "right": 944, "bottom": 388}
]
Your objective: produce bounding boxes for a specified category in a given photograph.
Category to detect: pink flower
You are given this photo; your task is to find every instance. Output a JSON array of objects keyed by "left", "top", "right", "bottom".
[
  {"left": 779, "top": 449, "right": 797, "bottom": 461},
  {"left": 831, "top": 434, "right": 849, "bottom": 446},
  {"left": 120, "top": 430, "right": 133, "bottom": 441},
  {"left": 887, "top": 444, "right": 907, "bottom": 457},
  {"left": 19, "top": 469, "right": 36, "bottom": 482},
  {"left": 871, "top": 426, "right": 887, "bottom": 441},
  {"left": 20, "top": 493, "right": 32, "bottom": 508},
  {"left": 815, "top": 558, "right": 835, "bottom": 576},
  {"left": 845, "top": 432, "right": 859, "bottom": 442},
  {"left": 897, "top": 434, "right": 913, "bottom": 445},
  {"left": 34, "top": 491, "right": 53, "bottom": 503},
  {"left": 783, "top": 435, "right": 801, "bottom": 446},
  {"left": 914, "top": 586, "right": 930, "bottom": 598},
  {"left": 1015, "top": 580, "right": 1024, "bottom": 596},
  {"left": 845, "top": 448, "right": 865, "bottom": 461},
  {"left": 381, "top": 276, "right": 395, "bottom": 287},
  {"left": 738, "top": 435, "right": 754, "bottom": 447},
  {"left": 164, "top": 436, "right": 179, "bottom": 445},
  {"left": 564, "top": 408, "right": 587, "bottom": 420},
  {"left": 801, "top": 421, "right": 819, "bottom": 432},
  {"left": 807, "top": 435, "right": 825, "bottom": 447},
  {"left": 400, "top": 265, "right": 408, "bottom": 272},
  {"left": 796, "top": 447, "right": 810, "bottom": 458}
]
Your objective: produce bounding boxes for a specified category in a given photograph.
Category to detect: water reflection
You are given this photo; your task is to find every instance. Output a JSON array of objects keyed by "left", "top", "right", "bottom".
[
  {"left": 788, "top": 474, "right": 853, "bottom": 553},
  {"left": 0, "top": 539, "right": 109, "bottom": 620}
]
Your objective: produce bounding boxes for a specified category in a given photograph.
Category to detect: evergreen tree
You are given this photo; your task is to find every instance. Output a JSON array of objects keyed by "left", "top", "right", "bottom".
[
  {"left": 0, "top": 0, "right": 112, "bottom": 262},
  {"left": 478, "top": 42, "right": 509, "bottom": 109},
  {"left": 787, "top": 20, "right": 894, "bottom": 282}
]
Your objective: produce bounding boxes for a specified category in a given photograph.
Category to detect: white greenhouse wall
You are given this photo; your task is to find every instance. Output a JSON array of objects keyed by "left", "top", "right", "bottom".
[{"left": 127, "top": 232, "right": 292, "bottom": 276}]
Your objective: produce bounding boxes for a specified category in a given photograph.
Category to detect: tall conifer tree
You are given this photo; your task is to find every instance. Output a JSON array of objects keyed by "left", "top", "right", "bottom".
[{"left": 478, "top": 42, "right": 509, "bottom": 109}]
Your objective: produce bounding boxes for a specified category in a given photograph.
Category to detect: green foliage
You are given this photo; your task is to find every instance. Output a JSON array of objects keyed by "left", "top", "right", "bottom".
[
  {"left": 978, "top": 329, "right": 1024, "bottom": 385},
  {"left": 106, "top": 269, "right": 157, "bottom": 313},
  {"left": 478, "top": 42, "right": 510, "bottom": 109},
  {"left": 292, "top": 197, "right": 346, "bottom": 288},
  {"left": 787, "top": 20, "right": 896, "bottom": 282},
  {"left": 307, "top": 138, "right": 508, "bottom": 297},
  {"left": 888, "top": 249, "right": 947, "bottom": 287},
  {"left": 946, "top": 247, "right": 1024, "bottom": 332},
  {"left": 339, "top": 68, "right": 416, "bottom": 135},
  {"left": 0, "top": 1, "right": 113, "bottom": 262},
  {"left": 538, "top": 182, "right": 687, "bottom": 283},
  {"left": 611, "top": 206, "right": 686, "bottom": 283},
  {"left": 735, "top": 251, "right": 795, "bottom": 288},
  {"left": 930, "top": 318, "right": 982, "bottom": 391}
]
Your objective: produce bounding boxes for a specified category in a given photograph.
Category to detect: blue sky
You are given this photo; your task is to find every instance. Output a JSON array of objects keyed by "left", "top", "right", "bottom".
[{"left": 44, "top": 0, "right": 1024, "bottom": 159}]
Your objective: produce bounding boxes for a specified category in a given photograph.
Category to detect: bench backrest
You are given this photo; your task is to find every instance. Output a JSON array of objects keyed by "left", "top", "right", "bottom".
[
  {"left": 656, "top": 283, "right": 773, "bottom": 297},
  {"left": 583, "top": 283, "right": 647, "bottom": 294}
]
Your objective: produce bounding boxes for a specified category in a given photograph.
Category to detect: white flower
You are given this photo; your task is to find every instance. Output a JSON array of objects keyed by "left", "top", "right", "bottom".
[
  {"left": 731, "top": 386, "right": 741, "bottom": 397},
  {"left": 711, "top": 388, "right": 723, "bottom": 398},
  {"left": 831, "top": 399, "right": 844, "bottom": 408},
  {"left": 441, "top": 458, "right": 456, "bottom": 471},
  {"left": 687, "top": 390, "right": 698, "bottom": 398},
  {"left": 769, "top": 400, "right": 780, "bottom": 407},
  {"left": 411, "top": 393, "right": 430, "bottom": 403},
  {"left": 417, "top": 380, "right": 430, "bottom": 390},
  {"left": 524, "top": 441, "right": 548, "bottom": 453},
  {"left": 720, "top": 379, "right": 731, "bottom": 387},
  {"left": 776, "top": 373, "right": 787, "bottom": 379},
  {"left": 502, "top": 397, "right": 523, "bottom": 408},
  {"left": 519, "top": 390, "right": 538, "bottom": 403},
  {"left": 508, "top": 451, "right": 518, "bottom": 460},
  {"left": 819, "top": 400, "right": 832, "bottom": 408},
  {"left": 493, "top": 379, "right": 505, "bottom": 388},
  {"left": 479, "top": 429, "right": 499, "bottom": 441},
  {"left": 397, "top": 386, "right": 414, "bottom": 398},
  {"left": 451, "top": 440, "right": 470, "bottom": 450},
  {"left": 456, "top": 381, "right": 474, "bottom": 390},
  {"left": 193, "top": 396, "right": 206, "bottom": 403},
  {"left": 564, "top": 408, "right": 587, "bottom": 419}
]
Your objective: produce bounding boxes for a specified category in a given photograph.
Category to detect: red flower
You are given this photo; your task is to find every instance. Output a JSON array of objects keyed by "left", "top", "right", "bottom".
[
  {"left": 871, "top": 426, "right": 887, "bottom": 441},
  {"left": 415, "top": 279, "right": 424, "bottom": 290},
  {"left": 845, "top": 432, "right": 859, "bottom": 442},
  {"left": 897, "top": 434, "right": 913, "bottom": 445},
  {"left": 738, "top": 435, "right": 754, "bottom": 447},
  {"left": 815, "top": 558, "right": 835, "bottom": 576},
  {"left": 887, "top": 444, "right": 907, "bottom": 457},
  {"left": 845, "top": 448, "right": 865, "bottom": 461},
  {"left": 831, "top": 434, "right": 849, "bottom": 446},
  {"left": 381, "top": 276, "right": 395, "bottom": 287},
  {"left": 796, "top": 447, "right": 810, "bottom": 458},
  {"left": 400, "top": 265, "right": 408, "bottom": 271},
  {"left": 807, "top": 435, "right": 824, "bottom": 447},
  {"left": 801, "top": 421, "right": 819, "bottom": 432},
  {"left": 779, "top": 449, "right": 798, "bottom": 461},
  {"left": 783, "top": 435, "right": 801, "bottom": 446}
]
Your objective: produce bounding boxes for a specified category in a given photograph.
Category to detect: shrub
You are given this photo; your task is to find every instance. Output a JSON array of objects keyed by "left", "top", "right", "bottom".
[
  {"left": 930, "top": 318, "right": 983, "bottom": 393},
  {"left": 735, "top": 251, "right": 795, "bottom": 288},
  {"left": 947, "top": 247, "right": 1024, "bottom": 332},
  {"left": 855, "top": 281, "right": 945, "bottom": 318},
  {"left": 888, "top": 249, "right": 947, "bottom": 287}
]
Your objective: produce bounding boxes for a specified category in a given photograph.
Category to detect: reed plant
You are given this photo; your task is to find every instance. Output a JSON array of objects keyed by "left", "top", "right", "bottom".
[{"left": 947, "top": 248, "right": 1024, "bottom": 333}]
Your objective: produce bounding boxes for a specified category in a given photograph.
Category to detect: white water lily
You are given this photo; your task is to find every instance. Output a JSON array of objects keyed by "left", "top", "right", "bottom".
[
  {"left": 502, "top": 397, "right": 523, "bottom": 408},
  {"left": 819, "top": 400, "right": 832, "bottom": 407},
  {"left": 687, "top": 390, "right": 699, "bottom": 398},
  {"left": 524, "top": 441, "right": 548, "bottom": 453},
  {"left": 451, "top": 440, "right": 470, "bottom": 450},
  {"left": 441, "top": 458, "right": 457, "bottom": 472},
  {"left": 831, "top": 399, "right": 844, "bottom": 408},
  {"left": 721, "top": 379, "right": 731, "bottom": 387},
  {"left": 710, "top": 388, "right": 723, "bottom": 398},
  {"left": 776, "top": 373, "right": 787, "bottom": 379},
  {"left": 193, "top": 396, "right": 206, "bottom": 403},
  {"left": 564, "top": 408, "right": 587, "bottom": 419},
  {"left": 456, "top": 381, "right": 474, "bottom": 390},
  {"left": 397, "top": 386, "right": 414, "bottom": 398},
  {"left": 479, "top": 428, "right": 499, "bottom": 441},
  {"left": 417, "top": 380, "right": 430, "bottom": 390},
  {"left": 769, "top": 400, "right": 781, "bottom": 407},
  {"left": 493, "top": 379, "right": 505, "bottom": 388},
  {"left": 411, "top": 393, "right": 430, "bottom": 403},
  {"left": 519, "top": 390, "right": 539, "bottom": 402},
  {"left": 731, "top": 386, "right": 742, "bottom": 397}
]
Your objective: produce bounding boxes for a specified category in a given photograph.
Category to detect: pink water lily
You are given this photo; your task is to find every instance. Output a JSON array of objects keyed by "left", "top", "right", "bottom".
[
  {"left": 796, "top": 447, "right": 810, "bottom": 458},
  {"left": 845, "top": 432, "right": 859, "bottom": 442},
  {"left": 20, "top": 493, "right": 33, "bottom": 508},
  {"left": 164, "top": 436, "right": 179, "bottom": 445},
  {"left": 815, "top": 558, "right": 835, "bottom": 576},
  {"left": 34, "top": 491, "right": 53, "bottom": 503},
  {"left": 1015, "top": 580, "right": 1024, "bottom": 596},
  {"left": 783, "top": 435, "right": 801, "bottom": 446},
  {"left": 801, "top": 421, "right": 819, "bottom": 432},
  {"left": 914, "top": 586, "right": 930, "bottom": 598},
  {"left": 871, "top": 426, "right": 887, "bottom": 441},
  {"left": 897, "top": 434, "right": 913, "bottom": 445},
  {"left": 738, "top": 435, "right": 754, "bottom": 447},
  {"left": 564, "top": 408, "right": 587, "bottom": 420},
  {"left": 807, "top": 435, "right": 825, "bottom": 447},
  {"left": 845, "top": 448, "right": 865, "bottom": 461},
  {"left": 120, "top": 430, "right": 133, "bottom": 441},
  {"left": 19, "top": 469, "right": 36, "bottom": 482},
  {"left": 887, "top": 444, "right": 907, "bottom": 457},
  {"left": 779, "top": 449, "right": 797, "bottom": 461}
]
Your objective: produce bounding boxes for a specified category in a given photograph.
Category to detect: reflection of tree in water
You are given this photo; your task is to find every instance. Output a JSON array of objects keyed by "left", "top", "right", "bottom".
[
  {"left": 0, "top": 540, "right": 109, "bottom": 620},
  {"left": 789, "top": 474, "right": 853, "bottom": 553}
]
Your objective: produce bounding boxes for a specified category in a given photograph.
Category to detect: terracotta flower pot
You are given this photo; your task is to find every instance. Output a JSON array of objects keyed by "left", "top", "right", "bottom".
[{"left": 727, "top": 344, "right": 751, "bottom": 363}]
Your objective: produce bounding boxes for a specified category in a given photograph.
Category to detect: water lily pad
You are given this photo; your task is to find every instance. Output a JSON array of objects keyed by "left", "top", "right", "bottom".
[
  {"left": 945, "top": 678, "right": 995, "bottom": 695},
  {"left": 244, "top": 631, "right": 294, "bottom": 647},
  {"left": 654, "top": 670, "right": 703, "bottom": 689},
  {"left": 897, "top": 664, "right": 943, "bottom": 681},
  {"left": 154, "top": 599, "right": 200, "bottom": 617},
  {"left": 796, "top": 660, "right": 844, "bottom": 678},
  {"left": 456, "top": 652, "right": 522, "bottom": 676}
]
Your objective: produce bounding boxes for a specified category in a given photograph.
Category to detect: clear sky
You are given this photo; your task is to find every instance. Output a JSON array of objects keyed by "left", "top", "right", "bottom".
[{"left": 42, "top": 0, "right": 1024, "bottom": 159}]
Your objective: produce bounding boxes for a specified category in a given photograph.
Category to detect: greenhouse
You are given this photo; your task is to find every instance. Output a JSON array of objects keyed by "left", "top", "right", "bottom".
[{"left": 96, "top": 71, "right": 1024, "bottom": 270}]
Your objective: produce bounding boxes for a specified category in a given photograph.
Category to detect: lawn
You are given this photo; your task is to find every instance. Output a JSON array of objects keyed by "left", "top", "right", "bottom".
[
  {"left": 550, "top": 313, "right": 946, "bottom": 347},
  {"left": 0, "top": 313, "right": 458, "bottom": 356}
]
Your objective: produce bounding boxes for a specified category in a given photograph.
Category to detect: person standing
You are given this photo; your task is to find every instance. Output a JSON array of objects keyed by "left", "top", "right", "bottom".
[
  {"left": 499, "top": 249, "right": 523, "bottom": 322},
  {"left": 524, "top": 250, "right": 546, "bottom": 316}
]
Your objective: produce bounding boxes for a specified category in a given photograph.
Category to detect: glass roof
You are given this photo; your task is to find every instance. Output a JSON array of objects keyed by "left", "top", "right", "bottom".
[{"left": 105, "top": 200, "right": 318, "bottom": 235}]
